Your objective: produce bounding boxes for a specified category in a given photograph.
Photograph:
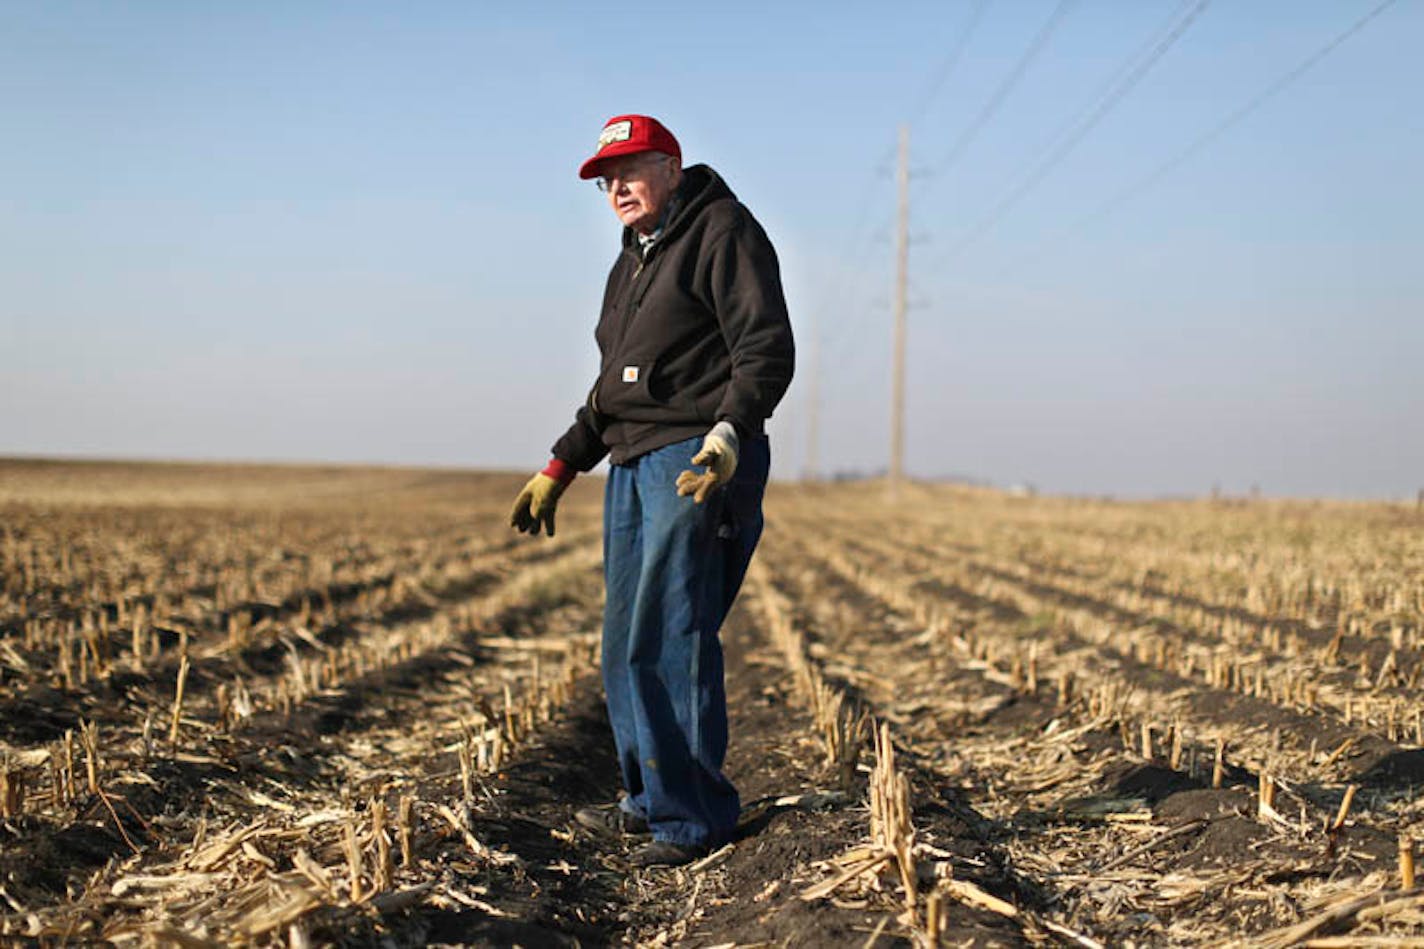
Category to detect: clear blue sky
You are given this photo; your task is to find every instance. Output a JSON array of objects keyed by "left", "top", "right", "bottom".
[{"left": 3, "top": 1, "right": 1419, "bottom": 498}]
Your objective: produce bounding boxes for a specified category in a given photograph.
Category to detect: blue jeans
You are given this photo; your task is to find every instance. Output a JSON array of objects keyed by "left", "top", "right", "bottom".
[{"left": 601, "top": 434, "right": 769, "bottom": 848}]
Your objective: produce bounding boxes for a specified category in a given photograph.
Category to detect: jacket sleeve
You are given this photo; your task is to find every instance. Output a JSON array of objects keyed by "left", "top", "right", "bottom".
[
  {"left": 550, "top": 398, "right": 609, "bottom": 472},
  {"left": 706, "top": 212, "right": 796, "bottom": 434}
]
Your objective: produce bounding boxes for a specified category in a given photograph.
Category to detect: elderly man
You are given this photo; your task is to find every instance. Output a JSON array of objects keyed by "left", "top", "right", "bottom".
[{"left": 509, "top": 114, "right": 794, "bottom": 867}]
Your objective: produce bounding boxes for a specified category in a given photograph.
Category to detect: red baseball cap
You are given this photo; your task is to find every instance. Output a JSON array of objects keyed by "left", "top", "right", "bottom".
[{"left": 578, "top": 114, "right": 681, "bottom": 180}]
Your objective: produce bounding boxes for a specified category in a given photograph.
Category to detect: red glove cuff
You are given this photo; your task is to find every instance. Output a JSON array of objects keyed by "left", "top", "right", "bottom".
[{"left": 541, "top": 458, "right": 576, "bottom": 486}]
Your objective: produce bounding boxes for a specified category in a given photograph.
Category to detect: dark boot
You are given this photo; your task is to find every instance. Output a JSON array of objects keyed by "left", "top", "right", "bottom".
[
  {"left": 629, "top": 839, "right": 708, "bottom": 868},
  {"left": 574, "top": 804, "right": 650, "bottom": 838}
]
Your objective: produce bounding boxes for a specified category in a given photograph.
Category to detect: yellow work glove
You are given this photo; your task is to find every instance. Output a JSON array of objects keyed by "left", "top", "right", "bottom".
[
  {"left": 510, "top": 472, "right": 566, "bottom": 537},
  {"left": 676, "top": 421, "right": 740, "bottom": 504}
]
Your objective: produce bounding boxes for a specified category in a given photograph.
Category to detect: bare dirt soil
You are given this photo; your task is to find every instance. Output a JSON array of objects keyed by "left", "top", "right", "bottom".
[{"left": 1, "top": 460, "right": 1421, "bottom": 946}]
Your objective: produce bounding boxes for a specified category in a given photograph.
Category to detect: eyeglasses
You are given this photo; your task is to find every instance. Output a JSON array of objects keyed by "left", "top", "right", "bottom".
[{"left": 594, "top": 155, "right": 670, "bottom": 193}]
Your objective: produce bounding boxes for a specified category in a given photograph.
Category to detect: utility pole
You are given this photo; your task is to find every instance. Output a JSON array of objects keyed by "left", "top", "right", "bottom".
[
  {"left": 804, "top": 324, "right": 820, "bottom": 481},
  {"left": 889, "top": 124, "right": 910, "bottom": 496}
]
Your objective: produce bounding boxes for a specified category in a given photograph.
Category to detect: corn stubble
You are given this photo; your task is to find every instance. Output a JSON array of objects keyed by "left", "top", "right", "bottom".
[
  {"left": 2, "top": 463, "right": 1423, "bottom": 945},
  {"left": 760, "top": 480, "right": 1424, "bottom": 947},
  {"left": 0, "top": 463, "right": 603, "bottom": 942}
]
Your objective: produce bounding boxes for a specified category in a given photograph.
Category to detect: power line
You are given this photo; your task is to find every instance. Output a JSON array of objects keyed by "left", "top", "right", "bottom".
[
  {"left": 1040, "top": 0, "right": 1202, "bottom": 168},
  {"left": 907, "top": 0, "right": 995, "bottom": 128},
  {"left": 1078, "top": 0, "right": 1400, "bottom": 228},
  {"left": 944, "top": 0, "right": 1212, "bottom": 260},
  {"left": 977, "top": 0, "right": 1403, "bottom": 282},
  {"left": 949, "top": 0, "right": 1211, "bottom": 257},
  {"left": 927, "top": 0, "right": 1078, "bottom": 178}
]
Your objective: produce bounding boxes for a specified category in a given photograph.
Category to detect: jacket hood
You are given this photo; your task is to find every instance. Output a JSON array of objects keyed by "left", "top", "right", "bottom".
[{"left": 620, "top": 164, "right": 733, "bottom": 253}]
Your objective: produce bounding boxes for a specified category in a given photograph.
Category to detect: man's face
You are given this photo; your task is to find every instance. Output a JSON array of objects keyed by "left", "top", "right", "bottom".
[{"left": 598, "top": 153, "right": 681, "bottom": 234}]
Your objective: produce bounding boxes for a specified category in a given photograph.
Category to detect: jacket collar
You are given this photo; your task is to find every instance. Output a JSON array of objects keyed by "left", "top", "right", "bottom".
[{"left": 621, "top": 164, "right": 734, "bottom": 258}]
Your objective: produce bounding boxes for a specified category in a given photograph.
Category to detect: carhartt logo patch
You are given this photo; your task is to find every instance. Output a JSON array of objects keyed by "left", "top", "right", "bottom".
[
  {"left": 599, "top": 120, "right": 632, "bottom": 151},
  {"left": 622, "top": 366, "right": 639, "bottom": 383}
]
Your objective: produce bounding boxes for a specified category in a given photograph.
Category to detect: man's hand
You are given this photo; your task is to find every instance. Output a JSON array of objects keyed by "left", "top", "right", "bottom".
[
  {"left": 510, "top": 472, "right": 566, "bottom": 537},
  {"left": 676, "top": 421, "right": 739, "bottom": 504}
]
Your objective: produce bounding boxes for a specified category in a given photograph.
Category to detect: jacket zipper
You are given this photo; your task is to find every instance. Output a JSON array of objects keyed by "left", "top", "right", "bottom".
[
  {"left": 598, "top": 237, "right": 668, "bottom": 421},
  {"left": 610, "top": 245, "right": 655, "bottom": 365}
]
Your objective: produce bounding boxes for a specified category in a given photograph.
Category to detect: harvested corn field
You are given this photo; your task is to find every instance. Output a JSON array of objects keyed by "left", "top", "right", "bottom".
[{"left": 1, "top": 459, "right": 1422, "bottom": 947}]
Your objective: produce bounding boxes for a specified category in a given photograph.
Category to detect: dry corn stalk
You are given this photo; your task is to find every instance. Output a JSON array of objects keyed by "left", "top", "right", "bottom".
[
  {"left": 925, "top": 889, "right": 944, "bottom": 944},
  {"left": 815, "top": 680, "right": 866, "bottom": 788},
  {"left": 169, "top": 654, "right": 191, "bottom": 744},
  {"left": 458, "top": 733, "right": 475, "bottom": 804},
  {"left": 1257, "top": 771, "right": 1279, "bottom": 821},
  {"left": 79, "top": 719, "right": 100, "bottom": 794},
  {"left": 292, "top": 848, "right": 336, "bottom": 900},
  {"left": 398, "top": 795, "right": 414, "bottom": 868},
  {"left": 342, "top": 818, "right": 363, "bottom": 902},
  {"left": 1331, "top": 785, "right": 1358, "bottom": 832},
  {"left": 0, "top": 764, "right": 23, "bottom": 819},
  {"left": 372, "top": 799, "right": 393, "bottom": 892},
  {"left": 869, "top": 721, "right": 918, "bottom": 927}
]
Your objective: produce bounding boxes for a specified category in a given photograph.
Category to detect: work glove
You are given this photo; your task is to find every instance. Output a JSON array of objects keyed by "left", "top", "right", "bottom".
[
  {"left": 510, "top": 472, "right": 566, "bottom": 537},
  {"left": 676, "top": 421, "right": 739, "bottom": 504}
]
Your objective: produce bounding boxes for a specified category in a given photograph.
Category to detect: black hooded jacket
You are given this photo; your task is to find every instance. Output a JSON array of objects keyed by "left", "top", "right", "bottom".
[{"left": 551, "top": 164, "right": 795, "bottom": 468}]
